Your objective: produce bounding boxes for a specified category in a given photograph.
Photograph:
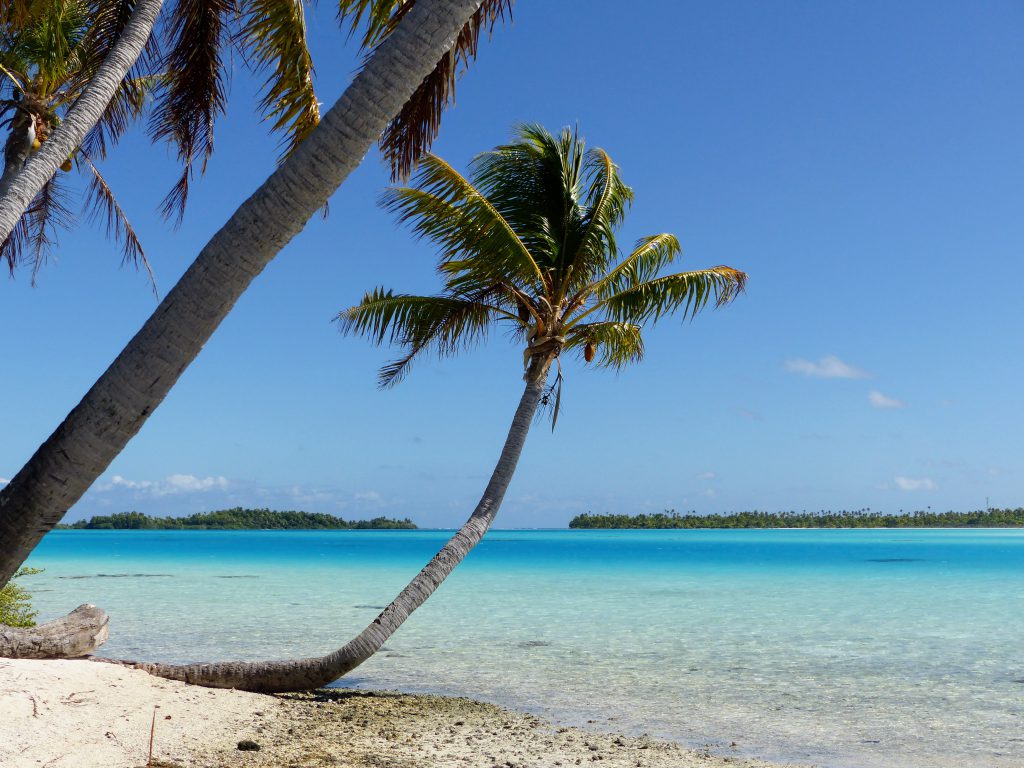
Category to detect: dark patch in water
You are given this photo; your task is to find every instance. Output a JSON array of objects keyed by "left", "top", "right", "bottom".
[
  {"left": 516, "top": 640, "right": 551, "bottom": 648},
  {"left": 58, "top": 573, "right": 173, "bottom": 579},
  {"left": 214, "top": 575, "right": 259, "bottom": 579},
  {"left": 354, "top": 604, "right": 386, "bottom": 609},
  {"left": 865, "top": 558, "right": 926, "bottom": 563},
  {"left": 1011, "top": 678, "right": 1024, "bottom": 685}
]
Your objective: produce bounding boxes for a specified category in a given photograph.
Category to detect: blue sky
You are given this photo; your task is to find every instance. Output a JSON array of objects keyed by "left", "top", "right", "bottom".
[{"left": 2, "top": 1, "right": 1022, "bottom": 526}]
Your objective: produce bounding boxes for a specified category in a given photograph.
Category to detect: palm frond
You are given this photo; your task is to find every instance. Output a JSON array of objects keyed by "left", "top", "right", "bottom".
[
  {"left": 566, "top": 321, "right": 644, "bottom": 370},
  {"left": 382, "top": 153, "right": 544, "bottom": 292},
  {"left": 149, "top": 0, "right": 232, "bottom": 222},
  {"left": 337, "top": 287, "right": 495, "bottom": 387},
  {"left": 238, "top": 0, "right": 320, "bottom": 160},
  {"left": 375, "top": 0, "right": 512, "bottom": 180},
  {"left": 564, "top": 147, "right": 633, "bottom": 291},
  {"left": 590, "top": 234, "right": 681, "bottom": 300},
  {"left": 79, "top": 150, "right": 152, "bottom": 285},
  {"left": 470, "top": 124, "right": 586, "bottom": 271},
  {"left": 27, "top": 174, "right": 75, "bottom": 283},
  {"left": 586, "top": 267, "right": 747, "bottom": 327},
  {"left": 79, "top": 74, "right": 161, "bottom": 158}
]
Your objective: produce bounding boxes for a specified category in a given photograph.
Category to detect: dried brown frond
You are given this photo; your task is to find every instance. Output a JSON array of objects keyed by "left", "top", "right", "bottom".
[
  {"left": 381, "top": 0, "right": 512, "bottom": 181},
  {"left": 27, "top": 175, "right": 75, "bottom": 284},
  {"left": 79, "top": 150, "right": 151, "bottom": 286},
  {"left": 149, "top": 0, "right": 233, "bottom": 222}
]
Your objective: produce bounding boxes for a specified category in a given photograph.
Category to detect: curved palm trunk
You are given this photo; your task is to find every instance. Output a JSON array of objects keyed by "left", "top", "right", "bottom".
[
  {"left": 0, "top": 0, "right": 485, "bottom": 590},
  {"left": 112, "top": 358, "right": 552, "bottom": 693},
  {"left": 0, "top": 0, "right": 164, "bottom": 219}
]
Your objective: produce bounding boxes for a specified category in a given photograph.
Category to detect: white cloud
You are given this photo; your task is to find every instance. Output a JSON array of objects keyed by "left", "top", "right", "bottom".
[
  {"left": 785, "top": 355, "right": 870, "bottom": 379},
  {"left": 702, "top": 488, "right": 718, "bottom": 498},
  {"left": 869, "top": 390, "right": 905, "bottom": 409},
  {"left": 695, "top": 471, "right": 716, "bottom": 481},
  {"left": 99, "top": 473, "right": 228, "bottom": 496},
  {"left": 894, "top": 476, "right": 936, "bottom": 491},
  {"left": 353, "top": 490, "right": 383, "bottom": 503},
  {"left": 0, "top": 477, "right": 8, "bottom": 485}
]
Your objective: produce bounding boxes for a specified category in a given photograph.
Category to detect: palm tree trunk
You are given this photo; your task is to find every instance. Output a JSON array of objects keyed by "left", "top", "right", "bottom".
[
  {"left": 109, "top": 357, "right": 553, "bottom": 692},
  {"left": 0, "top": 0, "right": 485, "bottom": 590},
  {"left": 0, "top": 0, "right": 164, "bottom": 224},
  {"left": 0, "top": 109, "right": 37, "bottom": 201}
]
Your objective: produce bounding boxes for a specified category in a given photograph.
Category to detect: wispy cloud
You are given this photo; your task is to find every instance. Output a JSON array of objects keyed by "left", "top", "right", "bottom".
[
  {"left": 894, "top": 476, "right": 936, "bottom": 491},
  {"left": 0, "top": 477, "right": 8, "bottom": 484},
  {"left": 869, "top": 390, "right": 905, "bottom": 409},
  {"left": 785, "top": 355, "right": 870, "bottom": 379},
  {"left": 98, "top": 474, "right": 229, "bottom": 497},
  {"left": 695, "top": 471, "right": 716, "bottom": 481}
]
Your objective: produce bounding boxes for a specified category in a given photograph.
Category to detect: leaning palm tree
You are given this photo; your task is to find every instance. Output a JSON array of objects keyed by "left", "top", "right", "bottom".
[
  {"left": 0, "top": 0, "right": 504, "bottom": 597},
  {"left": 0, "top": 0, "right": 490, "bottom": 607},
  {"left": 111, "top": 124, "right": 746, "bottom": 692}
]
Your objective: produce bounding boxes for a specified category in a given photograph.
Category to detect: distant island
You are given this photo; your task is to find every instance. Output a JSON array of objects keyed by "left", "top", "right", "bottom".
[
  {"left": 57, "top": 508, "right": 417, "bottom": 530},
  {"left": 569, "top": 508, "right": 1024, "bottom": 529}
]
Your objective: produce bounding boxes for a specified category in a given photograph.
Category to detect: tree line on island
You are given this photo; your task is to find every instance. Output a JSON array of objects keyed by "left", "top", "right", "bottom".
[
  {"left": 56, "top": 508, "right": 417, "bottom": 530},
  {"left": 569, "top": 508, "right": 1024, "bottom": 529}
]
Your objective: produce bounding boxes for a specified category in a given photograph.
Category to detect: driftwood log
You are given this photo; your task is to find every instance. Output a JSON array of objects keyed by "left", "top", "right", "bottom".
[{"left": 0, "top": 604, "right": 109, "bottom": 659}]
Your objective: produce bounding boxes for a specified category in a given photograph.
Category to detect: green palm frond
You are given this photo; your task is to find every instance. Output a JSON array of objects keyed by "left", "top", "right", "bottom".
[
  {"left": 338, "top": 287, "right": 496, "bottom": 387},
  {"left": 382, "top": 154, "right": 544, "bottom": 293},
  {"left": 564, "top": 147, "right": 632, "bottom": 291},
  {"left": 567, "top": 321, "right": 644, "bottom": 370},
  {"left": 339, "top": 0, "right": 512, "bottom": 181},
  {"left": 239, "top": 0, "right": 320, "bottom": 160},
  {"left": 585, "top": 266, "right": 747, "bottom": 327},
  {"left": 150, "top": 0, "right": 232, "bottom": 222},
  {"left": 16, "top": 0, "right": 89, "bottom": 92},
  {"left": 590, "top": 234, "right": 681, "bottom": 300}
]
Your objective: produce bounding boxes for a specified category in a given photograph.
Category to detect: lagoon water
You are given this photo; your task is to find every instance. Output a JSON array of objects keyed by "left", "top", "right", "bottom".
[{"left": 25, "top": 528, "right": 1024, "bottom": 767}]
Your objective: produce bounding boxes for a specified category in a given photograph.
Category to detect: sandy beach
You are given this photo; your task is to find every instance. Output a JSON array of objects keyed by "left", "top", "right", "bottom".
[{"left": 0, "top": 658, "right": 807, "bottom": 768}]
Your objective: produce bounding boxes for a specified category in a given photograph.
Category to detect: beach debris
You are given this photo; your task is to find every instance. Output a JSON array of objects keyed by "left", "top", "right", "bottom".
[
  {"left": 0, "top": 603, "right": 108, "bottom": 659},
  {"left": 237, "top": 739, "right": 261, "bottom": 751}
]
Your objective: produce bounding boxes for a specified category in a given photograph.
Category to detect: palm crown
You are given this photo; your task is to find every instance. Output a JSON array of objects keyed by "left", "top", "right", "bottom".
[{"left": 340, "top": 124, "right": 747, "bottom": 416}]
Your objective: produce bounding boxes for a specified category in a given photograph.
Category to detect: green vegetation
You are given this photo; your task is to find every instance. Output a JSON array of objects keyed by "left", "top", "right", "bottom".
[
  {"left": 0, "top": 567, "right": 42, "bottom": 627},
  {"left": 569, "top": 508, "right": 1024, "bottom": 529},
  {"left": 57, "top": 508, "right": 416, "bottom": 530}
]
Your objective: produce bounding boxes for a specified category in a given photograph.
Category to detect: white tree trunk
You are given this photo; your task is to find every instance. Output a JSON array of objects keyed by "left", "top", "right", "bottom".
[
  {"left": 0, "top": 0, "right": 164, "bottom": 223},
  {"left": 0, "top": 0, "right": 485, "bottom": 589}
]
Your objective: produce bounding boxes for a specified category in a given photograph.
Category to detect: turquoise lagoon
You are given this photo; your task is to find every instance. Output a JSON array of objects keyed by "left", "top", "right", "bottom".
[{"left": 25, "top": 528, "right": 1024, "bottom": 767}]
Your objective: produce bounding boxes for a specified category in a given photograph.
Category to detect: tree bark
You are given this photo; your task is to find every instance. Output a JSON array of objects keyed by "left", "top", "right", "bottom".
[
  {"left": 110, "top": 357, "right": 553, "bottom": 692},
  {"left": 0, "top": 109, "right": 36, "bottom": 201},
  {"left": 0, "top": 0, "right": 164, "bottom": 224},
  {"left": 0, "top": 604, "right": 109, "bottom": 659},
  {"left": 0, "top": 0, "right": 485, "bottom": 589}
]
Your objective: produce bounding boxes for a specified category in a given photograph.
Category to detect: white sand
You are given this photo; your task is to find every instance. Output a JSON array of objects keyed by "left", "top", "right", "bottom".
[
  {"left": 0, "top": 658, "right": 806, "bottom": 768},
  {"left": 0, "top": 658, "right": 276, "bottom": 767}
]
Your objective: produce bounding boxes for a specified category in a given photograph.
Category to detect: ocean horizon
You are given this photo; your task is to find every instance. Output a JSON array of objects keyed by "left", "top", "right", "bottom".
[{"left": 24, "top": 527, "right": 1024, "bottom": 768}]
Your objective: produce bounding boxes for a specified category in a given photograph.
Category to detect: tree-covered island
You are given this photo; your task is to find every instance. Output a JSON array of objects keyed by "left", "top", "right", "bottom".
[
  {"left": 57, "top": 508, "right": 417, "bottom": 530},
  {"left": 569, "top": 508, "right": 1024, "bottom": 529}
]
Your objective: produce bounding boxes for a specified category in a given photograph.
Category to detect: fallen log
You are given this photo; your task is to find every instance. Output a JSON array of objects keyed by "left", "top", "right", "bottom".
[{"left": 0, "top": 604, "right": 109, "bottom": 659}]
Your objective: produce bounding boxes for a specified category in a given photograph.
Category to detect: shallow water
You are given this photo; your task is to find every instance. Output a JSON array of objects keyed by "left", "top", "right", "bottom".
[{"left": 25, "top": 528, "right": 1024, "bottom": 767}]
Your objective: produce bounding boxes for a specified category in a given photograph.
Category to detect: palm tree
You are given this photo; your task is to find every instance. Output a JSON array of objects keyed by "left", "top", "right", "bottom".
[
  {"left": 0, "top": 0, "right": 513, "bottom": 275},
  {"left": 111, "top": 124, "right": 746, "bottom": 693},
  {"left": 0, "top": 0, "right": 492, "bottom": 597},
  {"left": 0, "top": 0, "right": 160, "bottom": 276}
]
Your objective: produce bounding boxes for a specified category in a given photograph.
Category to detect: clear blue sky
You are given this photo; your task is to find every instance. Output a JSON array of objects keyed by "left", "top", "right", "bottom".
[{"left": 2, "top": 1, "right": 1022, "bottom": 526}]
